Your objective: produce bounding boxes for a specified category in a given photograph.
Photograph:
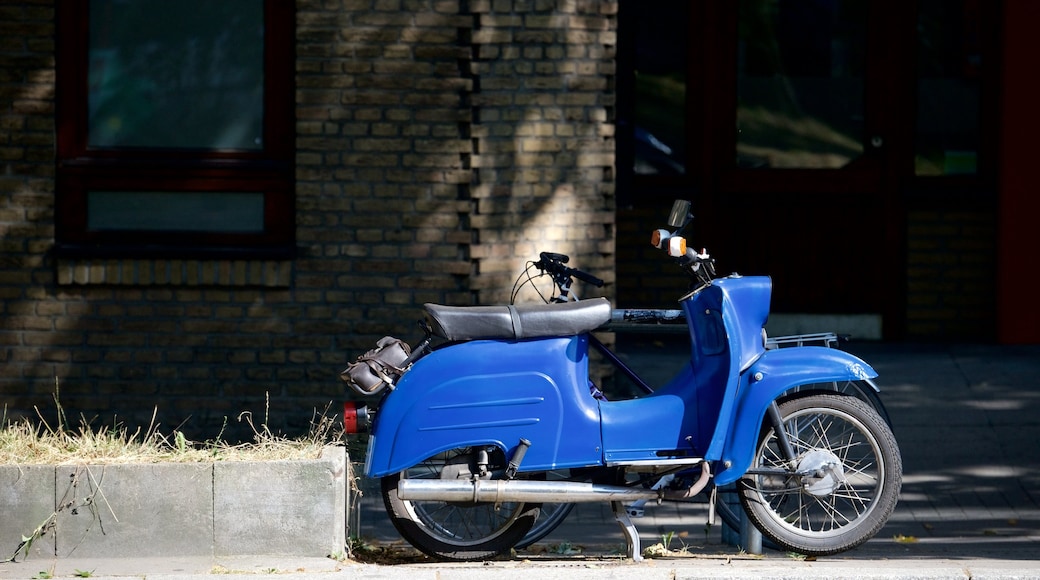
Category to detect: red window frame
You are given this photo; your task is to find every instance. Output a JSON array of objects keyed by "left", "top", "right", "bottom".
[{"left": 54, "top": 0, "right": 295, "bottom": 258}]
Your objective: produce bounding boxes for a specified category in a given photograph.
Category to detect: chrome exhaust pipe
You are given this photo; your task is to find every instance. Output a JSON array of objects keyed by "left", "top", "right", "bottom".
[
  {"left": 397, "top": 465, "right": 711, "bottom": 504},
  {"left": 398, "top": 479, "right": 662, "bottom": 504}
]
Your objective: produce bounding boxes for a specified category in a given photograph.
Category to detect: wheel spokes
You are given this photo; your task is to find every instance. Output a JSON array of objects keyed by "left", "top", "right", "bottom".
[
  {"left": 754, "top": 407, "right": 882, "bottom": 533},
  {"left": 413, "top": 498, "right": 522, "bottom": 541},
  {"left": 404, "top": 450, "right": 528, "bottom": 545}
]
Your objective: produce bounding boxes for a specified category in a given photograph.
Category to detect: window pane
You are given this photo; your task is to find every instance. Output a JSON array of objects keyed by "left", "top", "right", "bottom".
[
  {"left": 88, "top": 191, "right": 265, "bottom": 233},
  {"left": 915, "top": 0, "right": 980, "bottom": 176},
  {"left": 632, "top": 1, "right": 687, "bottom": 175},
  {"left": 736, "top": 0, "right": 867, "bottom": 168},
  {"left": 88, "top": 0, "right": 264, "bottom": 150}
]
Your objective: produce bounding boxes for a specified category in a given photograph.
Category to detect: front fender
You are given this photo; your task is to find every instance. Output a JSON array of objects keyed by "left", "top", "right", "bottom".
[{"left": 713, "top": 346, "right": 877, "bottom": 485}]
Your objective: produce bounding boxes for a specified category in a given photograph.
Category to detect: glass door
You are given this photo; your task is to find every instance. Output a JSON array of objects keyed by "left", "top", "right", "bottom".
[
  {"left": 706, "top": 0, "right": 904, "bottom": 338},
  {"left": 618, "top": 0, "right": 912, "bottom": 338}
]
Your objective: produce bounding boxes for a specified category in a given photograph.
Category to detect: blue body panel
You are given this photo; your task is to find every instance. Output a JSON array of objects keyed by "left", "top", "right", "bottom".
[
  {"left": 600, "top": 387, "right": 690, "bottom": 463},
  {"left": 365, "top": 335, "right": 603, "bottom": 477},
  {"left": 712, "top": 346, "right": 878, "bottom": 485},
  {"left": 687, "top": 277, "right": 771, "bottom": 461}
]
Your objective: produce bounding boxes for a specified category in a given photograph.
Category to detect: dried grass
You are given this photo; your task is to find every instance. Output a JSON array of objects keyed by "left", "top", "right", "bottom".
[{"left": 0, "top": 384, "right": 344, "bottom": 466}]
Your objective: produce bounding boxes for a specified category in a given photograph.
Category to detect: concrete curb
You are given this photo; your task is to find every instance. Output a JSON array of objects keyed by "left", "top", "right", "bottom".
[{"left": 0, "top": 446, "right": 347, "bottom": 561}]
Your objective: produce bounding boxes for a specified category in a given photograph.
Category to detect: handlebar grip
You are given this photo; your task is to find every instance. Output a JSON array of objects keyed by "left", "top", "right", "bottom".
[
  {"left": 536, "top": 250, "right": 603, "bottom": 287},
  {"left": 570, "top": 268, "right": 604, "bottom": 288}
]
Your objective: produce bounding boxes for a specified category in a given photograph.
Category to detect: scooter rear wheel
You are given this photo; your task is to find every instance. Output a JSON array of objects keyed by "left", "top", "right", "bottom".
[
  {"left": 381, "top": 447, "right": 541, "bottom": 561},
  {"left": 737, "top": 394, "right": 901, "bottom": 556}
]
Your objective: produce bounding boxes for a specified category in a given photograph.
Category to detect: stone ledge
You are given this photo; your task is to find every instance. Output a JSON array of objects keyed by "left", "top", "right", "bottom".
[
  {"left": 0, "top": 447, "right": 347, "bottom": 561},
  {"left": 54, "top": 259, "right": 293, "bottom": 287}
]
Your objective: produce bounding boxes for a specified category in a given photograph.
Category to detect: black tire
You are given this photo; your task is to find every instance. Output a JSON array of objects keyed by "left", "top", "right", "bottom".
[
  {"left": 380, "top": 447, "right": 541, "bottom": 561},
  {"left": 512, "top": 468, "right": 578, "bottom": 549},
  {"left": 737, "top": 394, "right": 901, "bottom": 556},
  {"left": 780, "top": 379, "right": 893, "bottom": 427}
]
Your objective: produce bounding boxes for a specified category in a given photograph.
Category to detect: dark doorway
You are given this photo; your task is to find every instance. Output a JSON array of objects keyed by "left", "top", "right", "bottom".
[{"left": 616, "top": 0, "right": 994, "bottom": 341}]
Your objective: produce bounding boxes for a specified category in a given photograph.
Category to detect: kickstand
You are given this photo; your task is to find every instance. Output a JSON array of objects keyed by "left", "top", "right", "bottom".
[{"left": 612, "top": 501, "right": 642, "bottom": 562}]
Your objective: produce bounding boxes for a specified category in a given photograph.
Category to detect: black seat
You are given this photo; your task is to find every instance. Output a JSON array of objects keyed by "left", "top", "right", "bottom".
[{"left": 424, "top": 298, "right": 611, "bottom": 341}]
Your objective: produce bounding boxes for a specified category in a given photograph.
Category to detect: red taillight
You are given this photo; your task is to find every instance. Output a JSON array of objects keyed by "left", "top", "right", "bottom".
[{"left": 343, "top": 401, "right": 369, "bottom": 434}]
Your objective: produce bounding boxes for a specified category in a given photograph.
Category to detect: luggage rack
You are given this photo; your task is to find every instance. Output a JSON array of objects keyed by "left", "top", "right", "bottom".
[{"left": 766, "top": 331, "right": 844, "bottom": 349}]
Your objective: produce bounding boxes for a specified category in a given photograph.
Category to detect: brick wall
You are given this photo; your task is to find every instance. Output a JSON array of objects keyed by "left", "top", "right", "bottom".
[
  {"left": 906, "top": 207, "right": 997, "bottom": 341},
  {"left": 0, "top": 0, "right": 617, "bottom": 441},
  {"left": 1, "top": 0, "right": 59, "bottom": 417},
  {"left": 467, "top": 0, "right": 617, "bottom": 305}
]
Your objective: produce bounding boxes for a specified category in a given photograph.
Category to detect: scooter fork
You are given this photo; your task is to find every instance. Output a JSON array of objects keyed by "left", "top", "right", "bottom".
[
  {"left": 736, "top": 399, "right": 797, "bottom": 555},
  {"left": 767, "top": 401, "right": 799, "bottom": 466}
]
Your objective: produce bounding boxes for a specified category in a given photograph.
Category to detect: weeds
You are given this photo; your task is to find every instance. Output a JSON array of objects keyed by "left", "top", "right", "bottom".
[
  {"left": 642, "top": 530, "right": 694, "bottom": 558},
  {"left": 548, "top": 541, "right": 582, "bottom": 555},
  {"left": 0, "top": 385, "right": 344, "bottom": 466},
  {"left": 7, "top": 513, "right": 56, "bottom": 563},
  {"left": 346, "top": 541, "right": 429, "bottom": 565}
]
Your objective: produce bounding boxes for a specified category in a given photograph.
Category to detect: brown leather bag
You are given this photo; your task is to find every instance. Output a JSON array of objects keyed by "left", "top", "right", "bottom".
[{"left": 340, "top": 336, "right": 411, "bottom": 396}]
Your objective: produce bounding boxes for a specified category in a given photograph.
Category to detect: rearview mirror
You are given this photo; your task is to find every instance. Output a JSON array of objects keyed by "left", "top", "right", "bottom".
[{"left": 667, "top": 200, "right": 692, "bottom": 228}]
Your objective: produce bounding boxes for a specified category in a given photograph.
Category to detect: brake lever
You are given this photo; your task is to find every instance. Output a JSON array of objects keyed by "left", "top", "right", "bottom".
[{"left": 538, "top": 251, "right": 570, "bottom": 265}]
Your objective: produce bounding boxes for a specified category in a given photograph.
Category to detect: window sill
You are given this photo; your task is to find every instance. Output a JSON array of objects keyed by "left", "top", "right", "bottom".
[{"left": 55, "top": 257, "right": 293, "bottom": 287}]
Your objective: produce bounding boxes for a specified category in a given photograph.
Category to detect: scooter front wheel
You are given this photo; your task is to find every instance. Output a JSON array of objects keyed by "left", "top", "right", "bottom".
[
  {"left": 737, "top": 394, "right": 901, "bottom": 556},
  {"left": 380, "top": 447, "right": 541, "bottom": 561},
  {"left": 716, "top": 380, "right": 893, "bottom": 537}
]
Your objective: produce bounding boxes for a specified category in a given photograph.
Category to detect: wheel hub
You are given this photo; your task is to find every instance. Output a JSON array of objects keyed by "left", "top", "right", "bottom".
[{"left": 796, "top": 449, "right": 846, "bottom": 496}]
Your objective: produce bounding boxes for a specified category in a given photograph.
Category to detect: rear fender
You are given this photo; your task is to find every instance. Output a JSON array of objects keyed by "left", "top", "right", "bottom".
[{"left": 712, "top": 346, "right": 877, "bottom": 485}]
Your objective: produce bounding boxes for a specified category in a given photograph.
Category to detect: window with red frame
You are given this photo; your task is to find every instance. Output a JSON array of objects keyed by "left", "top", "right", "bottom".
[{"left": 55, "top": 0, "right": 294, "bottom": 258}]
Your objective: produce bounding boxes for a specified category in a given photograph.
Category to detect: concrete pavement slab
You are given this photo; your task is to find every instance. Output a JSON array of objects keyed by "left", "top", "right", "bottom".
[
  {"left": 3, "top": 553, "right": 1040, "bottom": 580},
  {"left": 0, "top": 465, "right": 54, "bottom": 561},
  {"left": 54, "top": 463, "right": 213, "bottom": 559},
  {"left": 213, "top": 447, "right": 347, "bottom": 557}
]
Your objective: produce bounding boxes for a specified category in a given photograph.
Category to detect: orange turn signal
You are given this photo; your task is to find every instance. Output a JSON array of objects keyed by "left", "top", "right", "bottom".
[
  {"left": 667, "top": 236, "right": 687, "bottom": 257},
  {"left": 651, "top": 229, "right": 670, "bottom": 249}
]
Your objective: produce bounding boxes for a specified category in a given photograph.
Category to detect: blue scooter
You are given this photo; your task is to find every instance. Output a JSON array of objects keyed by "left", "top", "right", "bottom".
[{"left": 342, "top": 200, "right": 901, "bottom": 561}]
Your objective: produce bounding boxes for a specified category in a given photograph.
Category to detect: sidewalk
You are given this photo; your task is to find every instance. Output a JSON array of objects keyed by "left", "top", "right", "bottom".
[{"left": 2, "top": 341, "right": 1039, "bottom": 579}]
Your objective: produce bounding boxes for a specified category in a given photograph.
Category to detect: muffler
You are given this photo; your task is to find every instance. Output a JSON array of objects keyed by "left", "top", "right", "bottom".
[
  {"left": 397, "top": 465, "right": 711, "bottom": 504},
  {"left": 399, "top": 479, "right": 659, "bottom": 504}
]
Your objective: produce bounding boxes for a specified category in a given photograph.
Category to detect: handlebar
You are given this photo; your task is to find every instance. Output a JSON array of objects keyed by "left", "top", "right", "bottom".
[{"left": 535, "top": 252, "right": 604, "bottom": 288}]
